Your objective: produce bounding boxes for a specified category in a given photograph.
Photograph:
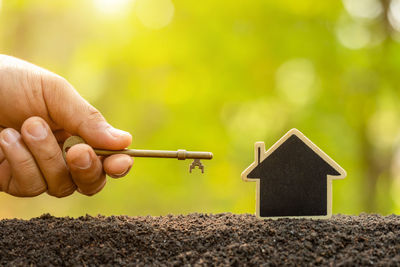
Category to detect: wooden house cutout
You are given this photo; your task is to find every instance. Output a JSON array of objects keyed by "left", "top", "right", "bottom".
[{"left": 241, "top": 129, "right": 346, "bottom": 219}]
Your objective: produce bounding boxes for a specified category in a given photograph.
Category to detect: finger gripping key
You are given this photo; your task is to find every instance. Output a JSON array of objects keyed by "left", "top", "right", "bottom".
[{"left": 62, "top": 136, "right": 86, "bottom": 160}]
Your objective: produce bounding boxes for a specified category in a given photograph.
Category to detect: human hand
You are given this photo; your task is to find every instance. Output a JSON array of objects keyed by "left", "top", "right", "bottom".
[{"left": 0, "top": 55, "right": 133, "bottom": 197}]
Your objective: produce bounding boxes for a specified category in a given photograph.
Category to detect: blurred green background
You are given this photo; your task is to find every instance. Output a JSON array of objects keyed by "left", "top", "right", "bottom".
[{"left": 1, "top": 0, "right": 400, "bottom": 218}]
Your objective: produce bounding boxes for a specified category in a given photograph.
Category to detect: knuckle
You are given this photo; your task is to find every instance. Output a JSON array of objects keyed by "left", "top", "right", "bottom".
[
  {"left": 86, "top": 106, "right": 102, "bottom": 119},
  {"left": 41, "top": 148, "right": 63, "bottom": 164},
  {"left": 48, "top": 184, "right": 76, "bottom": 198},
  {"left": 78, "top": 180, "right": 106, "bottom": 196},
  {"left": 7, "top": 158, "right": 47, "bottom": 196},
  {"left": 45, "top": 74, "right": 71, "bottom": 91},
  {"left": 25, "top": 186, "right": 47, "bottom": 197},
  {"left": 41, "top": 74, "right": 74, "bottom": 104},
  {"left": 76, "top": 107, "right": 103, "bottom": 133},
  {"left": 8, "top": 177, "right": 47, "bottom": 197},
  {"left": 16, "top": 156, "right": 37, "bottom": 172},
  {"left": 73, "top": 172, "right": 101, "bottom": 186}
]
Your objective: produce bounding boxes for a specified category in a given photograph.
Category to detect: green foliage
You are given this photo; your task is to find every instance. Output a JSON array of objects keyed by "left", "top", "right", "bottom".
[{"left": 0, "top": 0, "right": 399, "bottom": 218}]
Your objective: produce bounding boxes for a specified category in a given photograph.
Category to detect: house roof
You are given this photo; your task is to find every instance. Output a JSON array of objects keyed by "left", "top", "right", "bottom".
[{"left": 241, "top": 128, "right": 347, "bottom": 182}]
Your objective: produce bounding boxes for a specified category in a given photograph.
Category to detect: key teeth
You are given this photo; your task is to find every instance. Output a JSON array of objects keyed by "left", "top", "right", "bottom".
[{"left": 189, "top": 159, "right": 204, "bottom": 173}]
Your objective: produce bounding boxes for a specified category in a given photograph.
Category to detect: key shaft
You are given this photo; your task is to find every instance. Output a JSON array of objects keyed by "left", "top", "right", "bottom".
[
  {"left": 62, "top": 136, "right": 213, "bottom": 161},
  {"left": 62, "top": 136, "right": 213, "bottom": 173},
  {"left": 93, "top": 148, "right": 213, "bottom": 160}
]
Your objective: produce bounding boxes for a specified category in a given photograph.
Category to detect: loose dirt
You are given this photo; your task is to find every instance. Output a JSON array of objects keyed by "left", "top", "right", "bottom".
[{"left": 0, "top": 213, "right": 399, "bottom": 266}]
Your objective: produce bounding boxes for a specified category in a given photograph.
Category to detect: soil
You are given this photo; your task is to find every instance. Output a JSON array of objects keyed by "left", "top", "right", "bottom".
[{"left": 0, "top": 213, "right": 399, "bottom": 266}]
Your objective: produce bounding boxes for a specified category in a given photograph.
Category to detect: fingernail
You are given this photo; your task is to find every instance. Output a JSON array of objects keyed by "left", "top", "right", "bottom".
[
  {"left": 107, "top": 127, "right": 131, "bottom": 139},
  {"left": 0, "top": 129, "right": 19, "bottom": 146},
  {"left": 71, "top": 151, "right": 92, "bottom": 169},
  {"left": 109, "top": 165, "right": 132, "bottom": 178},
  {"left": 26, "top": 121, "right": 47, "bottom": 140}
]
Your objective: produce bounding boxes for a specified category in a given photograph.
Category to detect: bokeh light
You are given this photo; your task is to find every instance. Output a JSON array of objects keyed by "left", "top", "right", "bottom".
[
  {"left": 275, "top": 58, "right": 317, "bottom": 106},
  {"left": 342, "top": 0, "right": 383, "bottom": 20},
  {"left": 336, "top": 21, "right": 371, "bottom": 49},
  {"left": 135, "top": 0, "right": 174, "bottom": 29},
  {"left": 93, "top": 0, "right": 134, "bottom": 16},
  {"left": 389, "top": 0, "right": 400, "bottom": 32}
]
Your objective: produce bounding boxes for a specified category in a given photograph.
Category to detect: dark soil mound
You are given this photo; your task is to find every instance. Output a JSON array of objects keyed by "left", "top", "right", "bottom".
[{"left": 0, "top": 213, "right": 399, "bottom": 266}]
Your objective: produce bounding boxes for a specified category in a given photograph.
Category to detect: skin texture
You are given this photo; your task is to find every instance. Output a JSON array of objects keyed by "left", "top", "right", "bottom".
[{"left": 0, "top": 55, "right": 134, "bottom": 197}]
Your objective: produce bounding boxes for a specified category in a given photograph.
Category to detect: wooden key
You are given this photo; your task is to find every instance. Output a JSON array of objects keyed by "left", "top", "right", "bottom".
[{"left": 62, "top": 136, "right": 213, "bottom": 173}]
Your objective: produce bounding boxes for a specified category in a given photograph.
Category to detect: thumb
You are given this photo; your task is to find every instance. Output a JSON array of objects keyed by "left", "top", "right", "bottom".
[{"left": 43, "top": 77, "right": 132, "bottom": 150}]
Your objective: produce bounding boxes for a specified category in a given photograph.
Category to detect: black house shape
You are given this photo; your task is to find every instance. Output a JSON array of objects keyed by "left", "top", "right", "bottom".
[{"left": 241, "top": 129, "right": 346, "bottom": 219}]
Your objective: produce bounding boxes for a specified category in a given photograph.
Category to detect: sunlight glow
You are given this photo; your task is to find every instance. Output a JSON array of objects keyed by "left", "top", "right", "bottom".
[
  {"left": 389, "top": 0, "right": 400, "bottom": 32},
  {"left": 93, "top": 0, "right": 133, "bottom": 16},
  {"left": 343, "top": 0, "right": 383, "bottom": 20},
  {"left": 336, "top": 22, "right": 370, "bottom": 49},
  {"left": 275, "top": 58, "right": 317, "bottom": 106},
  {"left": 135, "top": 0, "right": 174, "bottom": 29},
  {"left": 367, "top": 109, "right": 400, "bottom": 149},
  {"left": 221, "top": 100, "right": 288, "bottom": 152}
]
